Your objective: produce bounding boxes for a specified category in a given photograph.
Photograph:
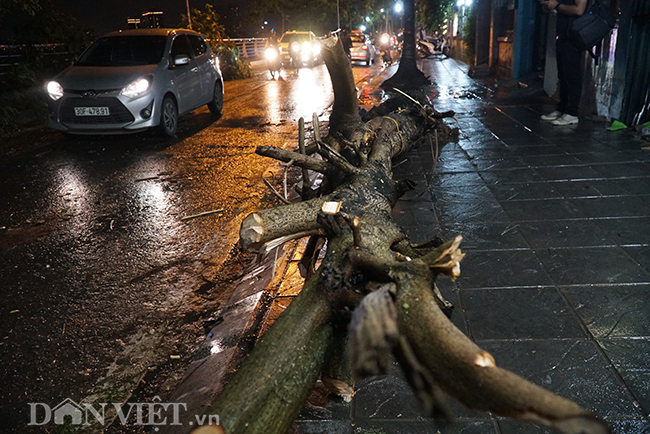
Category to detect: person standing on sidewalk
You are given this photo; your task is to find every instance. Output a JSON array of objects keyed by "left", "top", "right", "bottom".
[{"left": 539, "top": 0, "right": 588, "bottom": 126}]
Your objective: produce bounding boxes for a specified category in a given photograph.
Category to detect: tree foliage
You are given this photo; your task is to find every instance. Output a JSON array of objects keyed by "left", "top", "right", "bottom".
[
  {"left": 417, "top": 0, "right": 454, "bottom": 34},
  {"left": 245, "top": 0, "right": 348, "bottom": 34},
  {"left": 180, "top": 4, "right": 252, "bottom": 81},
  {"left": 0, "top": 0, "right": 40, "bottom": 19}
]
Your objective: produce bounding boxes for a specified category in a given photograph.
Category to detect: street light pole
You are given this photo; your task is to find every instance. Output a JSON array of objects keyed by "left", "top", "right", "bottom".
[
  {"left": 186, "top": 0, "right": 192, "bottom": 29},
  {"left": 337, "top": 0, "right": 340, "bottom": 30}
]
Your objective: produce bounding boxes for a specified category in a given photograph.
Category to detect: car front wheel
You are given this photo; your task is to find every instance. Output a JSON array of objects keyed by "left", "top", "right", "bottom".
[
  {"left": 207, "top": 80, "right": 223, "bottom": 115},
  {"left": 158, "top": 96, "right": 178, "bottom": 137}
]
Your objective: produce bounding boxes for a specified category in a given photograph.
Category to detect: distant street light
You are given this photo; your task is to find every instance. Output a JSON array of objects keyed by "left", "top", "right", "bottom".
[{"left": 394, "top": 2, "right": 403, "bottom": 13}]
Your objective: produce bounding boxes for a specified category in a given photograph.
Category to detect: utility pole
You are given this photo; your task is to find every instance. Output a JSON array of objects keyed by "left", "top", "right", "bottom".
[
  {"left": 186, "top": 0, "right": 192, "bottom": 29},
  {"left": 337, "top": 0, "right": 340, "bottom": 30}
]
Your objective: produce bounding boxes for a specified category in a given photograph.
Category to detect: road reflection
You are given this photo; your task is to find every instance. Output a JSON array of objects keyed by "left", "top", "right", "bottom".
[{"left": 288, "top": 66, "right": 333, "bottom": 119}]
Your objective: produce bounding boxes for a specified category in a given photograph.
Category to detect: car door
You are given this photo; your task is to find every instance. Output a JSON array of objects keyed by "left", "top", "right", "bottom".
[
  {"left": 187, "top": 35, "right": 214, "bottom": 104},
  {"left": 169, "top": 34, "right": 201, "bottom": 113}
]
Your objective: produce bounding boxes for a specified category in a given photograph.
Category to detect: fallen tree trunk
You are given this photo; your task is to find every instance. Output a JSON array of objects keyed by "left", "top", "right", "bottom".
[{"left": 195, "top": 37, "right": 610, "bottom": 434}]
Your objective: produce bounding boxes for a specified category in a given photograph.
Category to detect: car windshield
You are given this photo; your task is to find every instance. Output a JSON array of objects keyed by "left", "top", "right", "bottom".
[
  {"left": 75, "top": 36, "right": 167, "bottom": 66},
  {"left": 280, "top": 33, "right": 311, "bottom": 44}
]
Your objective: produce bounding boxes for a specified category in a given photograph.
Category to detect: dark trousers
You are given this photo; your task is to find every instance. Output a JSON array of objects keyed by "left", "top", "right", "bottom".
[{"left": 556, "top": 38, "right": 583, "bottom": 116}]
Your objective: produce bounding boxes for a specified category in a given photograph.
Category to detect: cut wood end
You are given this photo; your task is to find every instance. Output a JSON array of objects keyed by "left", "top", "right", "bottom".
[
  {"left": 240, "top": 213, "right": 265, "bottom": 247},
  {"left": 322, "top": 201, "right": 342, "bottom": 215},
  {"left": 322, "top": 376, "right": 356, "bottom": 402},
  {"left": 473, "top": 351, "right": 496, "bottom": 368}
]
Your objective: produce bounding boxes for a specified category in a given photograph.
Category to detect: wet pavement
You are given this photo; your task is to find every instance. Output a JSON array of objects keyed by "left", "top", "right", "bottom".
[
  {"left": 0, "top": 58, "right": 393, "bottom": 433},
  {"left": 286, "top": 58, "right": 650, "bottom": 433}
]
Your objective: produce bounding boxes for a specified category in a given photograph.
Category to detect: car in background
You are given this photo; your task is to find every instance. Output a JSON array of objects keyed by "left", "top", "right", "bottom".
[
  {"left": 349, "top": 31, "right": 376, "bottom": 65},
  {"left": 278, "top": 31, "right": 321, "bottom": 68},
  {"left": 46, "top": 28, "right": 223, "bottom": 137}
]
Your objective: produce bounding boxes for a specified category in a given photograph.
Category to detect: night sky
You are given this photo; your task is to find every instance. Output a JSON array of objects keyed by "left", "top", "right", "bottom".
[{"left": 51, "top": 0, "right": 194, "bottom": 35}]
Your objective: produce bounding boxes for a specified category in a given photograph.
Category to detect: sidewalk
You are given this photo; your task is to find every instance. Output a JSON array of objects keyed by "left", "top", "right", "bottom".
[{"left": 293, "top": 58, "right": 650, "bottom": 433}]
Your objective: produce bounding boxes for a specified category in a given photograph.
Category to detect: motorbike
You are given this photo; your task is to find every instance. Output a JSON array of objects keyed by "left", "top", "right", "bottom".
[
  {"left": 416, "top": 38, "right": 436, "bottom": 58},
  {"left": 417, "top": 36, "right": 449, "bottom": 58},
  {"left": 265, "top": 46, "right": 282, "bottom": 79},
  {"left": 378, "top": 33, "right": 393, "bottom": 66}
]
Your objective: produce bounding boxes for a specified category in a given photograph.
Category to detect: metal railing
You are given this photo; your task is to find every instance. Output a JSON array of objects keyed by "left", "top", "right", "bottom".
[
  {"left": 0, "top": 43, "right": 69, "bottom": 72},
  {"left": 226, "top": 38, "right": 267, "bottom": 59}
]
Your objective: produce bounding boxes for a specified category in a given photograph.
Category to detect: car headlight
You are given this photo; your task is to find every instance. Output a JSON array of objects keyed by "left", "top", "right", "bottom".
[
  {"left": 121, "top": 76, "right": 152, "bottom": 98},
  {"left": 291, "top": 42, "right": 300, "bottom": 52},
  {"left": 312, "top": 44, "right": 320, "bottom": 56},
  {"left": 265, "top": 48, "right": 278, "bottom": 60},
  {"left": 302, "top": 42, "right": 311, "bottom": 53},
  {"left": 47, "top": 81, "right": 63, "bottom": 101}
]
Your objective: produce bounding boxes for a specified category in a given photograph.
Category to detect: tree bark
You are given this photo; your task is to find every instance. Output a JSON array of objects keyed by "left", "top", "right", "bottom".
[{"left": 381, "top": 0, "right": 430, "bottom": 90}]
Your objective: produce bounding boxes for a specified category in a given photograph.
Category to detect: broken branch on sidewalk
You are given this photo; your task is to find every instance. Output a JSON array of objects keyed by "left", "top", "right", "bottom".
[{"left": 197, "top": 35, "right": 611, "bottom": 434}]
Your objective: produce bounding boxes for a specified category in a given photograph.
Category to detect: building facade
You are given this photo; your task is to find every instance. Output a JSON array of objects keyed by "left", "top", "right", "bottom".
[{"left": 463, "top": 0, "right": 649, "bottom": 126}]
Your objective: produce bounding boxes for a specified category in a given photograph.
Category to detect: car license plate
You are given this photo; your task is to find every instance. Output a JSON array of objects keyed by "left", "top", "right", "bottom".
[{"left": 74, "top": 107, "right": 110, "bottom": 116}]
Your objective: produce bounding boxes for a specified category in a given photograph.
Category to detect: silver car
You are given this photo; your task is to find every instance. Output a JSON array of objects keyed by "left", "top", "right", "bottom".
[
  {"left": 46, "top": 28, "right": 224, "bottom": 136},
  {"left": 349, "top": 32, "right": 376, "bottom": 66}
]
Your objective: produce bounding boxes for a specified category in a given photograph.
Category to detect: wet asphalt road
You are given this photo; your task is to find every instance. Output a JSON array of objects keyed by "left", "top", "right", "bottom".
[{"left": 0, "top": 60, "right": 389, "bottom": 432}]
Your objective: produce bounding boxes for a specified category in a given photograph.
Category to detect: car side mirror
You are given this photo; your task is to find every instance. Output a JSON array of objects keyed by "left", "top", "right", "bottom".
[{"left": 173, "top": 55, "right": 190, "bottom": 66}]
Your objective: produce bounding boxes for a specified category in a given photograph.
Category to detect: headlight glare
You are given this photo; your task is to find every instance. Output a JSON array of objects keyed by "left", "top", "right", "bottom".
[
  {"left": 265, "top": 48, "right": 278, "bottom": 60},
  {"left": 302, "top": 42, "right": 311, "bottom": 52},
  {"left": 121, "top": 76, "right": 152, "bottom": 98},
  {"left": 47, "top": 81, "right": 64, "bottom": 101}
]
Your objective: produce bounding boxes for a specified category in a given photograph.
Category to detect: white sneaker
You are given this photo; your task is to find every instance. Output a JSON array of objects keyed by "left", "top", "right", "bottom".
[
  {"left": 551, "top": 114, "right": 579, "bottom": 126},
  {"left": 541, "top": 110, "right": 563, "bottom": 121}
]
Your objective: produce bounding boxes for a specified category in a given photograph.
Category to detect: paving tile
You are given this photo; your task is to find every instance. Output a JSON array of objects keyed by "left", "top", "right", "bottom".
[
  {"left": 562, "top": 284, "right": 650, "bottom": 338},
  {"left": 609, "top": 177, "right": 650, "bottom": 195},
  {"left": 594, "top": 217, "right": 650, "bottom": 246},
  {"left": 597, "top": 338, "right": 650, "bottom": 417},
  {"left": 456, "top": 249, "right": 553, "bottom": 288},
  {"left": 500, "top": 198, "right": 583, "bottom": 221},
  {"left": 508, "top": 144, "right": 567, "bottom": 156},
  {"left": 353, "top": 365, "right": 489, "bottom": 421},
  {"left": 478, "top": 339, "right": 640, "bottom": 419},
  {"left": 435, "top": 191, "right": 509, "bottom": 227},
  {"left": 517, "top": 220, "right": 616, "bottom": 248},
  {"left": 590, "top": 163, "right": 650, "bottom": 178},
  {"left": 549, "top": 179, "right": 628, "bottom": 197},
  {"left": 568, "top": 196, "right": 650, "bottom": 218},
  {"left": 353, "top": 419, "right": 496, "bottom": 434},
  {"left": 462, "top": 287, "right": 584, "bottom": 339},
  {"left": 534, "top": 165, "right": 606, "bottom": 181},
  {"left": 443, "top": 221, "right": 529, "bottom": 250},
  {"left": 352, "top": 373, "right": 425, "bottom": 420},
  {"left": 498, "top": 419, "right": 650, "bottom": 434},
  {"left": 479, "top": 168, "right": 546, "bottom": 184},
  {"left": 605, "top": 420, "right": 650, "bottom": 434},
  {"left": 521, "top": 154, "right": 583, "bottom": 167},
  {"left": 470, "top": 156, "right": 529, "bottom": 171},
  {"left": 488, "top": 181, "right": 561, "bottom": 201},
  {"left": 572, "top": 151, "right": 643, "bottom": 164},
  {"left": 431, "top": 171, "right": 486, "bottom": 188},
  {"left": 623, "top": 245, "right": 650, "bottom": 273},
  {"left": 536, "top": 247, "right": 650, "bottom": 285},
  {"left": 436, "top": 156, "right": 477, "bottom": 174},
  {"left": 293, "top": 420, "right": 352, "bottom": 434}
]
